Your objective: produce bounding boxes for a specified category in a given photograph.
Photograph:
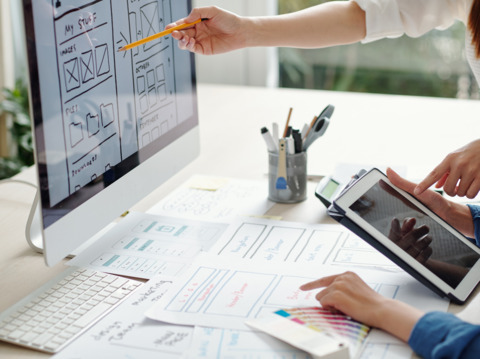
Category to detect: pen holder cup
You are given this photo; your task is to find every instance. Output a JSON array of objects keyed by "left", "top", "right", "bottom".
[{"left": 268, "top": 151, "right": 307, "bottom": 203}]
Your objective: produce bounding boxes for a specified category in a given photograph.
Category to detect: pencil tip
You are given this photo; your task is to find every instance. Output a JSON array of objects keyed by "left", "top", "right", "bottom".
[{"left": 118, "top": 47, "right": 125, "bottom": 52}]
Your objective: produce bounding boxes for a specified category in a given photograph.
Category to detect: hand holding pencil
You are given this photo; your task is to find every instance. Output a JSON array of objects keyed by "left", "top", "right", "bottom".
[
  {"left": 168, "top": 7, "right": 246, "bottom": 55},
  {"left": 118, "top": 18, "right": 208, "bottom": 52}
]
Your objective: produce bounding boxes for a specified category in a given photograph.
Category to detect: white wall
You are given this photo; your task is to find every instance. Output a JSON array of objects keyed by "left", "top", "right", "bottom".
[
  {"left": 192, "top": 0, "right": 278, "bottom": 87},
  {"left": 0, "top": 1, "right": 16, "bottom": 89},
  {"left": 0, "top": 0, "right": 15, "bottom": 157}
]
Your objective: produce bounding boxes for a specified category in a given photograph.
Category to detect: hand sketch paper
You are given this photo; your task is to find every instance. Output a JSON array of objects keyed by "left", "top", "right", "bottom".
[
  {"left": 68, "top": 211, "right": 229, "bottom": 279},
  {"left": 145, "top": 252, "right": 448, "bottom": 332},
  {"left": 186, "top": 326, "right": 313, "bottom": 359},
  {"left": 185, "top": 326, "right": 413, "bottom": 359},
  {"left": 147, "top": 175, "right": 275, "bottom": 220},
  {"left": 210, "top": 216, "right": 398, "bottom": 269}
]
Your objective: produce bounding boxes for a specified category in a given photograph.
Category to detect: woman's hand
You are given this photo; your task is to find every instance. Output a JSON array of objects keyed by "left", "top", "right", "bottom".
[
  {"left": 300, "top": 272, "right": 423, "bottom": 342},
  {"left": 414, "top": 139, "right": 480, "bottom": 198},
  {"left": 387, "top": 168, "right": 474, "bottom": 238},
  {"left": 167, "top": 7, "right": 247, "bottom": 55},
  {"left": 300, "top": 272, "right": 387, "bottom": 327}
]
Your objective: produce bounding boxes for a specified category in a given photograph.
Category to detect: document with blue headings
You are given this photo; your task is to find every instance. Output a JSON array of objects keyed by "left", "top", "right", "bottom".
[
  {"left": 67, "top": 211, "right": 229, "bottom": 279},
  {"left": 145, "top": 252, "right": 448, "bottom": 330}
]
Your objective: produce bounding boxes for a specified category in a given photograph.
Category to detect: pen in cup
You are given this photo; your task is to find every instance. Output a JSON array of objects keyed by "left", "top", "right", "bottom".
[
  {"left": 272, "top": 122, "right": 279, "bottom": 147},
  {"left": 286, "top": 137, "right": 295, "bottom": 155},
  {"left": 292, "top": 130, "right": 302, "bottom": 153},
  {"left": 300, "top": 123, "right": 309, "bottom": 140},
  {"left": 261, "top": 127, "right": 278, "bottom": 153}
]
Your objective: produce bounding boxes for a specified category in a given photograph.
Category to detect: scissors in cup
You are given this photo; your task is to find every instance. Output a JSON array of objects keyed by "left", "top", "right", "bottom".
[{"left": 303, "top": 104, "right": 334, "bottom": 151}]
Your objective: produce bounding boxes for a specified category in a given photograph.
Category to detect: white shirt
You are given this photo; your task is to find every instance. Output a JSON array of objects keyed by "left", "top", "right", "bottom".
[{"left": 353, "top": 0, "right": 480, "bottom": 86}]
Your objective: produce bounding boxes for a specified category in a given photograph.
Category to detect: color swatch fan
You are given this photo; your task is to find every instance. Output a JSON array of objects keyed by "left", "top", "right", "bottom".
[{"left": 246, "top": 307, "right": 370, "bottom": 359}]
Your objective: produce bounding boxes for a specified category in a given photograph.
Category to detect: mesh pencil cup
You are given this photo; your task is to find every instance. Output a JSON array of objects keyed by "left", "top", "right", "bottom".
[{"left": 268, "top": 151, "right": 307, "bottom": 203}]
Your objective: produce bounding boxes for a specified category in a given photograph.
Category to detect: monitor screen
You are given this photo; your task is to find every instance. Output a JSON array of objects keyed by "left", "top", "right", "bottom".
[{"left": 23, "top": 0, "right": 199, "bottom": 265}]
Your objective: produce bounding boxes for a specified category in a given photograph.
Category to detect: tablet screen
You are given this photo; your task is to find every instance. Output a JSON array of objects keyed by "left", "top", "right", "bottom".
[{"left": 350, "top": 179, "right": 480, "bottom": 288}]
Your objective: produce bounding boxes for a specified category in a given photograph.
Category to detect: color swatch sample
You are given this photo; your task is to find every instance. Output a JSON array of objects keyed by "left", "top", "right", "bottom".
[{"left": 274, "top": 307, "right": 370, "bottom": 353}]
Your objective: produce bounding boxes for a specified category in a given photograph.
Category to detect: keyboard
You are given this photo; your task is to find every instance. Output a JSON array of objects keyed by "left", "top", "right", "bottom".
[{"left": 0, "top": 267, "right": 142, "bottom": 353}]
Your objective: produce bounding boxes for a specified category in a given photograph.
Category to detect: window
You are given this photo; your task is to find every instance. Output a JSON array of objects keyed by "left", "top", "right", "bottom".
[{"left": 278, "top": 0, "right": 477, "bottom": 99}]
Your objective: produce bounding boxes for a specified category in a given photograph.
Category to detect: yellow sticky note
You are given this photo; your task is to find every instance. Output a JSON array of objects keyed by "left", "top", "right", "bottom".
[
  {"left": 186, "top": 175, "right": 230, "bottom": 191},
  {"left": 246, "top": 214, "right": 283, "bottom": 221}
]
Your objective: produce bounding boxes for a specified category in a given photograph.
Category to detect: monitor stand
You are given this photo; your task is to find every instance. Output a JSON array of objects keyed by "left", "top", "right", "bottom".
[
  {"left": 25, "top": 190, "right": 117, "bottom": 258},
  {"left": 25, "top": 190, "right": 43, "bottom": 253}
]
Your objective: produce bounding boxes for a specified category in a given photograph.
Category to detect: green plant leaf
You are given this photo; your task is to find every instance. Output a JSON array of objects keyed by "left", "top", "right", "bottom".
[
  {"left": 0, "top": 157, "right": 22, "bottom": 179},
  {"left": 0, "top": 77, "right": 33, "bottom": 178}
]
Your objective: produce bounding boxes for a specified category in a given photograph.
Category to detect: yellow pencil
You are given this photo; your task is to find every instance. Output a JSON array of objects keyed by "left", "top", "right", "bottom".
[
  {"left": 283, "top": 107, "right": 293, "bottom": 138},
  {"left": 303, "top": 115, "right": 318, "bottom": 140},
  {"left": 118, "top": 18, "right": 207, "bottom": 52}
]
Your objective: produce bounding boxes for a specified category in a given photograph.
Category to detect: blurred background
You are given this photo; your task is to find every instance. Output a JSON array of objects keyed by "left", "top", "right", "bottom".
[{"left": 0, "top": 0, "right": 474, "bottom": 179}]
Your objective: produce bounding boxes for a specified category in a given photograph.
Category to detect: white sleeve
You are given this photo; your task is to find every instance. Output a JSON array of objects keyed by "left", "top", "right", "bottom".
[{"left": 352, "top": 0, "right": 470, "bottom": 43}]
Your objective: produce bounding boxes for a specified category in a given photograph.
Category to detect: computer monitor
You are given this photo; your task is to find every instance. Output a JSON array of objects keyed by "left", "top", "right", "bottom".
[{"left": 22, "top": 0, "right": 199, "bottom": 266}]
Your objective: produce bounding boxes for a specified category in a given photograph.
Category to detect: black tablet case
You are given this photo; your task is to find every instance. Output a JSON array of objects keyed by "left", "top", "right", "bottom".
[{"left": 326, "top": 170, "right": 461, "bottom": 303}]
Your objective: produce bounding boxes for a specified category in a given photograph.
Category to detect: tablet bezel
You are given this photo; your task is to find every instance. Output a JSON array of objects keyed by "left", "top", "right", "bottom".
[{"left": 333, "top": 168, "right": 480, "bottom": 303}]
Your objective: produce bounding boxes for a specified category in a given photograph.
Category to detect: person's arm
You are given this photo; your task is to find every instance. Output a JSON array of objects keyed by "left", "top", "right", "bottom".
[
  {"left": 169, "top": 0, "right": 464, "bottom": 55},
  {"left": 409, "top": 311, "right": 480, "bottom": 359},
  {"left": 301, "top": 171, "right": 480, "bottom": 355},
  {"left": 246, "top": 1, "right": 366, "bottom": 49},
  {"left": 301, "top": 272, "right": 480, "bottom": 358},
  {"left": 468, "top": 204, "right": 480, "bottom": 246},
  {"left": 168, "top": 1, "right": 365, "bottom": 55}
]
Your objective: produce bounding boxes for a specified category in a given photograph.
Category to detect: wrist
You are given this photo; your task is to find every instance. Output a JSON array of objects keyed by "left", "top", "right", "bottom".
[
  {"left": 244, "top": 16, "right": 273, "bottom": 48},
  {"left": 374, "top": 298, "right": 423, "bottom": 342},
  {"left": 369, "top": 297, "right": 396, "bottom": 329},
  {"left": 446, "top": 202, "right": 474, "bottom": 238},
  {"left": 242, "top": 17, "right": 255, "bottom": 48}
]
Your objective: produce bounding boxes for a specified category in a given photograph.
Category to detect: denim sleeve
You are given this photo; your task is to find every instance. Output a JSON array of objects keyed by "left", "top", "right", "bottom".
[
  {"left": 467, "top": 204, "right": 480, "bottom": 247},
  {"left": 409, "top": 311, "right": 480, "bottom": 359}
]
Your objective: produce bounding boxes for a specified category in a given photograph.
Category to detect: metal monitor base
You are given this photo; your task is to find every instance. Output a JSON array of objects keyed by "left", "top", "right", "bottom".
[
  {"left": 25, "top": 190, "right": 44, "bottom": 253},
  {"left": 25, "top": 190, "right": 116, "bottom": 259}
]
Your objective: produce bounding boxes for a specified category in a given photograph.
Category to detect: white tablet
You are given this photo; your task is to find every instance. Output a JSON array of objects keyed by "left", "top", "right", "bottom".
[{"left": 332, "top": 168, "right": 480, "bottom": 303}]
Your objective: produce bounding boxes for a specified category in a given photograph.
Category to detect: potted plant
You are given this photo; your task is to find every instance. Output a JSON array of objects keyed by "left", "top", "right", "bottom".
[{"left": 0, "top": 79, "right": 33, "bottom": 179}]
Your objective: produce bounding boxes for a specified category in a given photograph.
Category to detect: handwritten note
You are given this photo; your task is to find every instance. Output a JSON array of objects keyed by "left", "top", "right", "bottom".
[
  {"left": 148, "top": 175, "right": 274, "bottom": 220},
  {"left": 53, "top": 276, "right": 193, "bottom": 359}
]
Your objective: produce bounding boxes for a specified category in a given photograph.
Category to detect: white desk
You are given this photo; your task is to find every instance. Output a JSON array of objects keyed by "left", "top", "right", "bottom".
[{"left": 1, "top": 84, "right": 480, "bottom": 358}]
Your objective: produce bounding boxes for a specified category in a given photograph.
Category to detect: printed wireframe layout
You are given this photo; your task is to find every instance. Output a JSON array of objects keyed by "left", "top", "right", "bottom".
[{"left": 52, "top": 0, "right": 179, "bottom": 199}]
